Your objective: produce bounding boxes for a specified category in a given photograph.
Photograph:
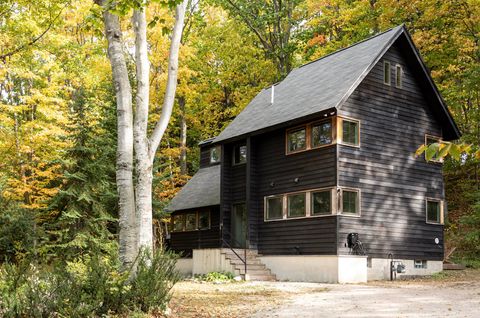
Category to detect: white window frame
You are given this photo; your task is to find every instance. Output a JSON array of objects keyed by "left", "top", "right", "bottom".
[
  {"left": 383, "top": 60, "right": 391, "bottom": 85},
  {"left": 414, "top": 260, "right": 428, "bottom": 269},
  {"left": 264, "top": 195, "right": 285, "bottom": 221},
  {"left": 339, "top": 187, "right": 361, "bottom": 217},
  {"left": 425, "top": 198, "right": 444, "bottom": 225},
  {"left": 424, "top": 134, "right": 443, "bottom": 163},
  {"left": 395, "top": 64, "right": 403, "bottom": 88},
  {"left": 232, "top": 144, "right": 247, "bottom": 165},
  {"left": 311, "top": 188, "right": 335, "bottom": 216},
  {"left": 209, "top": 145, "right": 221, "bottom": 164},
  {"left": 338, "top": 116, "right": 361, "bottom": 148},
  {"left": 287, "top": 192, "right": 307, "bottom": 219}
]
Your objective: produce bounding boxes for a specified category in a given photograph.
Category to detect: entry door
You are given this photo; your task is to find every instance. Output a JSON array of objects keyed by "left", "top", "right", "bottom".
[{"left": 232, "top": 203, "right": 247, "bottom": 248}]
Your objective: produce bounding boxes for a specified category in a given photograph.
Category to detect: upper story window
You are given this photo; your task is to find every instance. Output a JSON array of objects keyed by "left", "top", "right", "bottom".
[
  {"left": 233, "top": 144, "right": 247, "bottom": 165},
  {"left": 426, "top": 199, "right": 443, "bottom": 224},
  {"left": 395, "top": 64, "right": 403, "bottom": 88},
  {"left": 341, "top": 188, "right": 360, "bottom": 216},
  {"left": 383, "top": 60, "right": 391, "bottom": 85},
  {"left": 210, "top": 145, "right": 221, "bottom": 164},
  {"left": 312, "top": 120, "right": 332, "bottom": 147},
  {"left": 339, "top": 118, "right": 360, "bottom": 147},
  {"left": 287, "top": 128, "right": 307, "bottom": 153},
  {"left": 425, "top": 135, "right": 443, "bottom": 163}
]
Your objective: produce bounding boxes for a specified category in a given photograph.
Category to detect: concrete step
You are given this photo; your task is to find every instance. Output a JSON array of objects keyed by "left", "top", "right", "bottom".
[
  {"left": 232, "top": 263, "right": 267, "bottom": 271},
  {"left": 237, "top": 268, "right": 272, "bottom": 276},
  {"left": 225, "top": 258, "right": 262, "bottom": 266},
  {"left": 244, "top": 273, "right": 276, "bottom": 281}
]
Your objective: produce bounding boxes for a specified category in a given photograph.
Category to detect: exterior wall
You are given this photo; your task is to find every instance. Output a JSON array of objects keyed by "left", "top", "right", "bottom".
[
  {"left": 253, "top": 124, "right": 338, "bottom": 255},
  {"left": 170, "top": 206, "right": 221, "bottom": 256},
  {"left": 337, "top": 42, "right": 445, "bottom": 260},
  {"left": 191, "top": 248, "right": 236, "bottom": 275},
  {"left": 199, "top": 144, "right": 220, "bottom": 168},
  {"left": 175, "top": 258, "right": 193, "bottom": 276},
  {"left": 259, "top": 255, "right": 367, "bottom": 283},
  {"left": 367, "top": 258, "right": 443, "bottom": 281}
]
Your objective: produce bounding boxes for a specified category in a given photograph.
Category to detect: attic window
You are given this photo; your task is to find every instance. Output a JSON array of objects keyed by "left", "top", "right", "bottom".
[
  {"left": 210, "top": 146, "right": 221, "bottom": 164},
  {"left": 395, "top": 64, "right": 403, "bottom": 88},
  {"left": 233, "top": 144, "right": 247, "bottom": 165},
  {"left": 383, "top": 60, "right": 391, "bottom": 85},
  {"left": 339, "top": 118, "right": 360, "bottom": 147}
]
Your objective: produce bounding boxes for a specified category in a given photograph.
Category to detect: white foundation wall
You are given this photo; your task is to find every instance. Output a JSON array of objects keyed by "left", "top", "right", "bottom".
[
  {"left": 175, "top": 258, "right": 193, "bottom": 276},
  {"left": 367, "top": 258, "right": 443, "bottom": 281},
  {"left": 191, "top": 248, "right": 236, "bottom": 275},
  {"left": 259, "top": 255, "right": 367, "bottom": 283}
]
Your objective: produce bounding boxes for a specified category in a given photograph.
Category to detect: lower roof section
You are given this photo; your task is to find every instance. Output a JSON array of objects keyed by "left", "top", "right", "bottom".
[{"left": 166, "top": 165, "right": 220, "bottom": 212}]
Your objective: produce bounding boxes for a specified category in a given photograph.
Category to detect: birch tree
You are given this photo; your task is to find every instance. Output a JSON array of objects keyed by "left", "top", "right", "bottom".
[{"left": 96, "top": 0, "right": 187, "bottom": 268}]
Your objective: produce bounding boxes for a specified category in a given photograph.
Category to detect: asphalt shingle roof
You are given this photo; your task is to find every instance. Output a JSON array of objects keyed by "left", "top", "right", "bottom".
[{"left": 166, "top": 165, "right": 220, "bottom": 212}]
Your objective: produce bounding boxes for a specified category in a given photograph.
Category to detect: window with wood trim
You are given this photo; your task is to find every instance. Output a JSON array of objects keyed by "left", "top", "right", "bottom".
[
  {"left": 233, "top": 144, "right": 247, "bottom": 165},
  {"left": 287, "top": 127, "right": 307, "bottom": 153},
  {"left": 384, "top": 60, "right": 391, "bottom": 85},
  {"left": 287, "top": 193, "right": 306, "bottom": 218},
  {"left": 339, "top": 118, "right": 360, "bottom": 146},
  {"left": 426, "top": 199, "right": 443, "bottom": 224},
  {"left": 312, "top": 120, "right": 333, "bottom": 147},
  {"left": 285, "top": 118, "right": 335, "bottom": 154},
  {"left": 173, "top": 214, "right": 185, "bottom": 232},
  {"left": 266, "top": 196, "right": 284, "bottom": 220},
  {"left": 171, "top": 211, "right": 211, "bottom": 232},
  {"left": 311, "top": 190, "right": 332, "bottom": 215},
  {"left": 425, "top": 135, "right": 443, "bottom": 163},
  {"left": 395, "top": 64, "right": 403, "bottom": 88},
  {"left": 341, "top": 189, "right": 360, "bottom": 215},
  {"left": 210, "top": 145, "right": 221, "bottom": 164}
]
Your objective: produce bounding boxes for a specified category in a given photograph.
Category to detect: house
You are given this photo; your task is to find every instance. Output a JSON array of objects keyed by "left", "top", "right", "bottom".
[{"left": 166, "top": 25, "right": 461, "bottom": 283}]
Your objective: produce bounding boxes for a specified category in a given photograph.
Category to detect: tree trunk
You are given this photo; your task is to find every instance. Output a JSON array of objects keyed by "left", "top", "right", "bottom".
[
  {"left": 178, "top": 95, "right": 187, "bottom": 175},
  {"left": 100, "top": 2, "right": 137, "bottom": 268}
]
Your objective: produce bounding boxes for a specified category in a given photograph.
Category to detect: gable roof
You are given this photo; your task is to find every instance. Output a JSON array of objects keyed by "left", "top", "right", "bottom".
[
  {"left": 166, "top": 165, "right": 220, "bottom": 212},
  {"left": 214, "top": 25, "right": 460, "bottom": 143}
]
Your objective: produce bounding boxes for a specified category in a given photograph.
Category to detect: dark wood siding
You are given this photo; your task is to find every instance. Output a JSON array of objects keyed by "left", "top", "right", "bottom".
[
  {"left": 169, "top": 206, "right": 221, "bottom": 256},
  {"left": 253, "top": 125, "right": 337, "bottom": 255},
  {"left": 337, "top": 43, "right": 444, "bottom": 260},
  {"left": 199, "top": 145, "right": 221, "bottom": 168}
]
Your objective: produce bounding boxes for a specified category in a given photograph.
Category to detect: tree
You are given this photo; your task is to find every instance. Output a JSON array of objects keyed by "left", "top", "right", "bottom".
[{"left": 96, "top": 0, "right": 188, "bottom": 268}]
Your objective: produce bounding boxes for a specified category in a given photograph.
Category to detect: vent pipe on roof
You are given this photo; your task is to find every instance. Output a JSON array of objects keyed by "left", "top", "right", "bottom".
[{"left": 270, "top": 85, "right": 275, "bottom": 105}]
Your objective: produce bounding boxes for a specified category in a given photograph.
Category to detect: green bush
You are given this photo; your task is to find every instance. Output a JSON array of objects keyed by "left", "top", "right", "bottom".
[
  {"left": 194, "top": 271, "right": 235, "bottom": 282},
  {"left": 0, "top": 249, "right": 180, "bottom": 317}
]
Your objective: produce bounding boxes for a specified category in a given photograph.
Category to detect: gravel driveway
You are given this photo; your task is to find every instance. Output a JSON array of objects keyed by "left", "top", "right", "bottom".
[{"left": 254, "top": 279, "right": 480, "bottom": 318}]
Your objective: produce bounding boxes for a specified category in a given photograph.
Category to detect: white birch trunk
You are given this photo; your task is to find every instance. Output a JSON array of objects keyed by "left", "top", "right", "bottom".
[{"left": 100, "top": 2, "right": 137, "bottom": 268}]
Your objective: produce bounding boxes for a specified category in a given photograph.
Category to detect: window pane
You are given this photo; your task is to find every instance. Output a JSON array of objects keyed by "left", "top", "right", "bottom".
[
  {"left": 185, "top": 213, "right": 197, "bottom": 231},
  {"left": 267, "top": 197, "right": 283, "bottom": 220},
  {"left": 312, "top": 122, "right": 332, "bottom": 147},
  {"left": 287, "top": 193, "right": 306, "bottom": 218},
  {"left": 312, "top": 190, "right": 331, "bottom": 215},
  {"left": 198, "top": 211, "right": 210, "bottom": 230},
  {"left": 234, "top": 145, "right": 247, "bottom": 164},
  {"left": 173, "top": 215, "right": 184, "bottom": 232},
  {"left": 396, "top": 65, "right": 402, "bottom": 88},
  {"left": 287, "top": 128, "right": 306, "bottom": 152},
  {"left": 427, "top": 201, "right": 440, "bottom": 223},
  {"left": 342, "top": 120, "right": 359, "bottom": 145},
  {"left": 384, "top": 61, "right": 391, "bottom": 84},
  {"left": 210, "top": 146, "right": 221, "bottom": 163},
  {"left": 343, "top": 191, "right": 358, "bottom": 214}
]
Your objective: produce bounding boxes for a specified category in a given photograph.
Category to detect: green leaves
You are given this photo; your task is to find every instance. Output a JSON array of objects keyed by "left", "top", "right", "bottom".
[{"left": 416, "top": 141, "right": 479, "bottom": 163}]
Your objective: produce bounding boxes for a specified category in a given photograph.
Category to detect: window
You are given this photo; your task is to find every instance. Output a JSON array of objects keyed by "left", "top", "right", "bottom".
[
  {"left": 287, "top": 193, "right": 306, "bottom": 218},
  {"left": 312, "top": 190, "right": 331, "bottom": 215},
  {"left": 383, "top": 60, "right": 391, "bottom": 85},
  {"left": 266, "top": 196, "right": 283, "bottom": 220},
  {"left": 198, "top": 211, "right": 210, "bottom": 230},
  {"left": 287, "top": 128, "right": 307, "bottom": 153},
  {"left": 426, "top": 199, "right": 443, "bottom": 224},
  {"left": 425, "top": 135, "right": 443, "bottom": 163},
  {"left": 414, "top": 260, "right": 427, "bottom": 269},
  {"left": 233, "top": 144, "right": 247, "bottom": 165},
  {"left": 210, "top": 146, "right": 221, "bottom": 164},
  {"left": 173, "top": 214, "right": 185, "bottom": 232},
  {"left": 342, "top": 189, "right": 359, "bottom": 215},
  {"left": 185, "top": 213, "right": 197, "bottom": 231},
  {"left": 312, "top": 121, "right": 332, "bottom": 147},
  {"left": 395, "top": 64, "right": 403, "bottom": 88},
  {"left": 341, "top": 119, "right": 359, "bottom": 146}
]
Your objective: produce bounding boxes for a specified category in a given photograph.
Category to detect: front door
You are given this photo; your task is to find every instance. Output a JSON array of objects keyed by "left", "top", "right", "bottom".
[{"left": 232, "top": 203, "right": 247, "bottom": 248}]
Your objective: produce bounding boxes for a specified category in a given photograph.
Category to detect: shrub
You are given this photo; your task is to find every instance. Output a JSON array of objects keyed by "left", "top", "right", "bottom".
[
  {"left": 0, "top": 249, "right": 180, "bottom": 317},
  {"left": 194, "top": 271, "right": 235, "bottom": 283}
]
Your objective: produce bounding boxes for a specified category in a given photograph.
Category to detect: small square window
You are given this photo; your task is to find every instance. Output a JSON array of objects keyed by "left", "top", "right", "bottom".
[
  {"left": 426, "top": 200, "right": 442, "bottom": 224},
  {"left": 210, "top": 146, "right": 221, "bottom": 164},
  {"left": 395, "top": 65, "right": 402, "bottom": 88},
  {"left": 414, "top": 260, "right": 427, "bottom": 269},
  {"left": 198, "top": 211, "right": 210, "bottom": 230},
  {"left": 312, "top": 121, "right": 332, "bottom": 147},
  {"left": 341, "top": 119, "right": 359, "bottom": 146},
  {"left": 233, "top": 144, "right": 247, "bottom": 165},
  {"left": 173, "top": 214, "right": 185, "bottom": 232},
  {"left": 185, "top": 213, "right": 197, "bottom": 231},
  {"left": 342, "top": 190, "right": 359, "bottom": 215},
  {"left": 287, "top": 128, "right": 307, "bottom": 153},
  {"left": 384, "top": 60, "right": 391, "bottom": 85},
  {"left": 266, "top": 196, "right": 283, "bottom": 220},
  {"left": 311, "top": 190, "right": 331, "bottom": 215},
  {"left": 287, "top": 193, "right": 306, "bottom": 218}
]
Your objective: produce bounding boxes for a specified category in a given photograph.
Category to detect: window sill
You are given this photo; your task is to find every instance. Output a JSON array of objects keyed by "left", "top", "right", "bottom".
[
  {"left": 426, "top": 221, "right": 443, "bottom": 225},
  {"left": 286, "top": 142, "right": 335, "bottom": 156},
  {"left": 338, "top": 141, "right": 360, "bottom": 148},
  {"left": 264, "top": 213, "right": 336, "bottom": 222}
]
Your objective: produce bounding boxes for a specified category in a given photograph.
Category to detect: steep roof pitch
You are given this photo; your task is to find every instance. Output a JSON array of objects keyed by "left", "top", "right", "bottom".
[
  {"left": 214, "top": 25, "right": 460, "bottom": 143},
  {"left": 166, "top": 165, "right": 220, "bottom": 212}
]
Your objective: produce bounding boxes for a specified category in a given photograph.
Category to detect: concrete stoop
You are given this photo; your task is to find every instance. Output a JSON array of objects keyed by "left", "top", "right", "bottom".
[{"left": 221, "top": 248, "right": 276, "bottom": 281}]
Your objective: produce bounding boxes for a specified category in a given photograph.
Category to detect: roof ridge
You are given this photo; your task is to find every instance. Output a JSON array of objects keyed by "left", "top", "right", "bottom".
[{"left": 298, "top": 25, "right": 403, "bottom": 70}]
